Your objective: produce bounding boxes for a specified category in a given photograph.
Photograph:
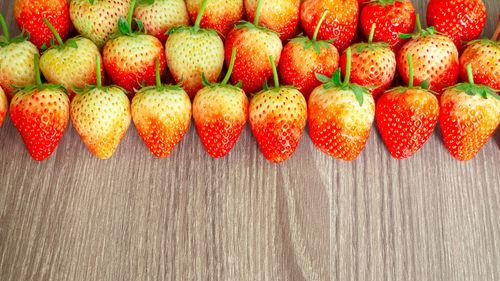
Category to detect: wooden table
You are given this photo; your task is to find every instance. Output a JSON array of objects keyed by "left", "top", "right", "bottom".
[{"left": 1, "top": 0, "right": 499, "bottom": 280}]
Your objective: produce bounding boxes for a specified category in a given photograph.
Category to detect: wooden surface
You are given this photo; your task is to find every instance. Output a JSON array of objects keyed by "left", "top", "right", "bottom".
[{"left": 1, "top": 0, "right": 500, "bottom": 280}]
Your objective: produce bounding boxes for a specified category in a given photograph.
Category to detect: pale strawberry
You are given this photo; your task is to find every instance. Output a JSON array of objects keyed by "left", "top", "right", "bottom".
[
  {"left": 39, "top": 18, "right": 103, "bottom": 100},
  {"left": 193, "top": 48, "right": 248, "bottom": 158},
  {"left": 244, "top": 0, "right": 300, "bottom": 41},
  {"left": 165, "top": 0, "right": 224, "bottom": 98},
  {"left": 71, "top": 55, "right": 131, "bottom": 159},
  {"left": 132, "top": 59, "right": 191, "bottom": 157},
  {"left": 10, "top": 54, "right": 70, "bottom": 161},
  {"left": 134, "top": 0, "right": 190, "bottom": 44},
  {"left": 186, "top": 0, "right": 243, "bottom": 38}
]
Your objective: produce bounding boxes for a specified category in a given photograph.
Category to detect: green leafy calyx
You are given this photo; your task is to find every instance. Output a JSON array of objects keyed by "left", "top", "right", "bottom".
[
  {"left": 398, "top": 13, "right": 442, "bottom": 40},
  {"left": 448, "top": 63, "right": 500, "bottom": 100},
  {"left": 165, "top": 0, "right": 219, "bottom": 37},
  {"left": 0, "top": 14, "right": 29, "bottom": 47},
  {"left": 13, "top": 54, "right": 67, "bottom": 94}
]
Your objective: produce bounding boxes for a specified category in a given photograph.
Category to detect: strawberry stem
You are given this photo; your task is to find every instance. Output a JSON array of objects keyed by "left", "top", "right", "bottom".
[
  {"left": 96, "top": 55, "right": 102, "bottom": 88},
  {"left": 194, "top": 0, "right": 208, "bottom": 31},
  {"left": 222, "top": 47, "right": 236, "bottom": 85},
  {"left": 34, "top": 54, "right": 42, "bottom": 86},
  {"left": 254, "top": 0, "right": 263, "bottom": 27},
  {"left": 466, "top": 63, "right": 474, "bottom": 85},
  {"left": 313, "top": 9, "right": 328, "bottom": 42},
  {"left": 127, "top": 0, "right": 136, "bottom": 33},
  {"left": 416, "top": 14, "right": 422, "bottom": 33},
  {"left": 407, "top": 52, "right": 413, "bottom": 88},
  {"left": 42, "top": 18, "right": 64, "bottom": 46},
  {"left": 344, "top": 47, "right": 352, "bottom": 85},
  {"left": 155, "top": 58, "right": 161, "bottom": 88},
  {"left": 269, "top": 55, "right": 279, "bottom": 88},
  {"left": 0, "top": 14, "right": 9, "bottom": 42},
  {"left": 493, "top": 17, "right": 500, "bottom": 41},
  {"left": 368, "top": 23, "right": 375, "bottom": 44}
]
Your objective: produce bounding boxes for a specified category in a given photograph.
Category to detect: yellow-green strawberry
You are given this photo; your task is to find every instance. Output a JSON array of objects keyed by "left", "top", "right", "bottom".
[
  {"left": 134, "top": 0, "right": 190, "bottom": 44},
  {"left": 70, "top": 0, "right": 131, "bottom": 49},
  {"left": 193, "top": 48, "right": 248, "bottom": 158},
  {"left": 103, "top": 0, "right": 166, "bottom": 98},
  {"left": 308, "top": 48, "right": 375, "bottom": 161},
  {"left": 132, "top": 59, "right": 192, "bottom": 158},
  {"left": 71, "top": 55, "right": 131, "bottom": 159},
  {"left": 249, "top": 55, "right": 307, "bottom": 163},
  {"left": 0, "top": 14, "right": 38, "bottom": 99},
  {"left": 39, "top": 18, "right": 103, "bottom": 100},
  {"left": 10, "top": 54, "right": 70, "bottom": 161},
  {"left": 186, "top": 0, "right": 243, "bottom": 38},
  {"left": 165, "top": 0, "right": 224, "bottom": 98},
  {"left": 0, "top": 87, "right": 8, "bottom": 128}
]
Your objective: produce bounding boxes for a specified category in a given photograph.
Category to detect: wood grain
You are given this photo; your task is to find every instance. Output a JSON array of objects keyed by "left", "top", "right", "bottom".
[{"left": 1, "top": 0, "right": 500, "bottom": 280}]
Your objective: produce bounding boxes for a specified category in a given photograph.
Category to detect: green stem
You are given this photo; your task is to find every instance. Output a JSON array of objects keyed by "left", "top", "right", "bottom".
[
  {"left": 344, "top": 48, "right": 351, "bottom": 85},
  {"left": 127, "top": 0, "right": 136, "bottom": 33},
  {"left": 269, "top": 55, "right": 279, "bottom": 88},
  {"left": 407, "top": 52, "right": 413, "bottom": 88},
  {"left": 34, "top": 54, "right": 42, "bottom": 86},
  {"left": 222, "top": 48, "right": 236, "bottom": 85},
  {"left": 42, "top": 18, "right": 64, "bottom": 46},
  {"left": 416, "top": 14, "right": 422, "bottom": 33},
  {"left": 493, "top": 20, "right": 500, "bottom": 41},
  {"left": 155, "top": 58, "right": 161, "bottom": 88},
  {"left": 194, "top": 0, "right": 208, "bottom": 30},
  {"left": 313, "top": 9, "right": 328, "bottom": 42},
  {"left": 96, "top": 55, "right": 102, "bottom": 88},
  {"left": 466, "top": 63, "right": 474, "bottom": 85},
  {"left": 368, "top": 23, "right": 376, "bottom": 44},
  {"left": 254, "top": 0, "right": 263, "bottom": 27},
  {"left": 0, "top": 14, "right": 9, "bottom": 42}
]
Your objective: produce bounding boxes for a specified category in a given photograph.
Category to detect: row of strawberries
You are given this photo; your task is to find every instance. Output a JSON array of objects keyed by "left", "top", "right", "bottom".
[{"left": 0, "top": 0, "right": 499, "bottom": 163}]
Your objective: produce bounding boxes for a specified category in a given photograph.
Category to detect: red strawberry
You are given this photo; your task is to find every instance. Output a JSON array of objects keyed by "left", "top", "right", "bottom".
[
  {"left": 71, "top": 55, "right": 131, "bottom": 159},
  {"left": 249, "top": 55, "right": 307, "bottom": 163},
  {"left": 0, "top": 14, "right": 39, "bottom": 99},
  {"left": 132, "top": 59, "right": 192, "bottom": 157},
  {"left": 0, "top": 88, "right": 7, "bottom": 128},
  {"left": 10, "top": 54, "right": 70, "bottom": 161},
  {"left": 460, "top": 40, "right": 500, "bottom": 91},
  {"left": 360, "top": 0, "right": 415, "bottom": 52},
  {"left": 186, "top": 0, "right": 243, "bottom": 38},
  {"left": 225, "top": 0, "right": 282, "bottom": 94},
  {"left": 300, "top": 0, "right": 358, "bottom": 52},
  {"left": 308, "top": 47, "right": 375, "bottom": 161},
  {"left": 134, "top": 0, "right": 191, "bottom": 44},
  {"left": 397, "top": 15, "right": 459, "bottom": 94},
  {"left": 376, "top": 52, "right": 439, "bottom": 159},
  {"left": 278, "top": 10, "right": 340, "bottom": 100},
  {"left": 39, "top": 18, "right": 104, "bottom": 100},
  {"left": 340, "top": 23, "right": 396, "bottom": 100},
  {"left": 14, "top": 0, "right": 70, "bottom": 50},
  {"left": 193, "top": 48, "right": 248, "bottom": 158},
  {"left": 244, "top": 0, "right": 300, "bottom": 41},
  {"left": 427, "top": 0, "right": 486, "bottom": 52},
  {"left": 165, "top": 0, "right": 225, "bottom": 98},
  {"left": 440, "top": 63, "right": 500, "bottom": 161},
  {"left": 103, "top": 0, "right": 166, "bottom": 97},
  {"left": 70, "top": 0, "right": 131, "bottom": 49}
]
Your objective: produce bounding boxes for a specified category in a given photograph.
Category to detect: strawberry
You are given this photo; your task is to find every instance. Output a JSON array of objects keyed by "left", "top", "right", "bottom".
[
  {"left": 10, "top": 54, "right": 70, "bottom": 161},
  {"left": 103, "top": 0, "right": 166, "bottom": 97},
  {"left": 360, "top": 0, "right": 415, "bottom": 53},
  {"left": 249, "top": 55, "right": 307, "bottom": 163},
  {"left": 186, "top": 0, "right": 243, "bottom": 38},
  {"left": 134, "top": 0, "right": 191, "bottom": 44},
  {"left": 14, "top": 0, "right": 70, "bottom": 50},
  {"left": 300, "top": 0, "right": 358, "bottom": 52},
  {"left": 39, "top": 18, "right": 104, "bottom": 100},
  {"left": 308, "top": 47, "right": 375, "bottom": 161},
  {"left": 132, "top": 59, "right": 191, "bottom": 157},
  {"left": 340, "top": 23, "right": 396, "bottom": 100},
  {"left": 71, "top": 55, "right": 131, "bottom": 159},
  {"left": 244, "top": 0, "right": 300, "bottom": 41},
  {"left": 70, "top": 0, "right": 131, "bottom": 49},
  {"left": 376, "top": 52, "right": 439, "bottom": 159},
  {"left": 397, "top": 15, "right": 459, "bottom": 94},
  {"left": 427, "top": 0, "right": 486, "bottom": 52},
  {"left": 278, "top": 10, "right": 339, "bottom": 101},
  {"left": 193, "top": 48, "right": 248, "bottom": 158},
  {"left": 440, "top": 63, "right": 500, "bottom": 161},
  {"left": 225, "top": 0, "right": 282, "bottom": 94},
  {"left": 0, "top": 14, "right": 39, "bottom": 100},
  {"left": 165, "top": 0, "right": 224, "bottom": 98},
  {"left": 0, "top": 88, "right": 7, "bottom": 128}
]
